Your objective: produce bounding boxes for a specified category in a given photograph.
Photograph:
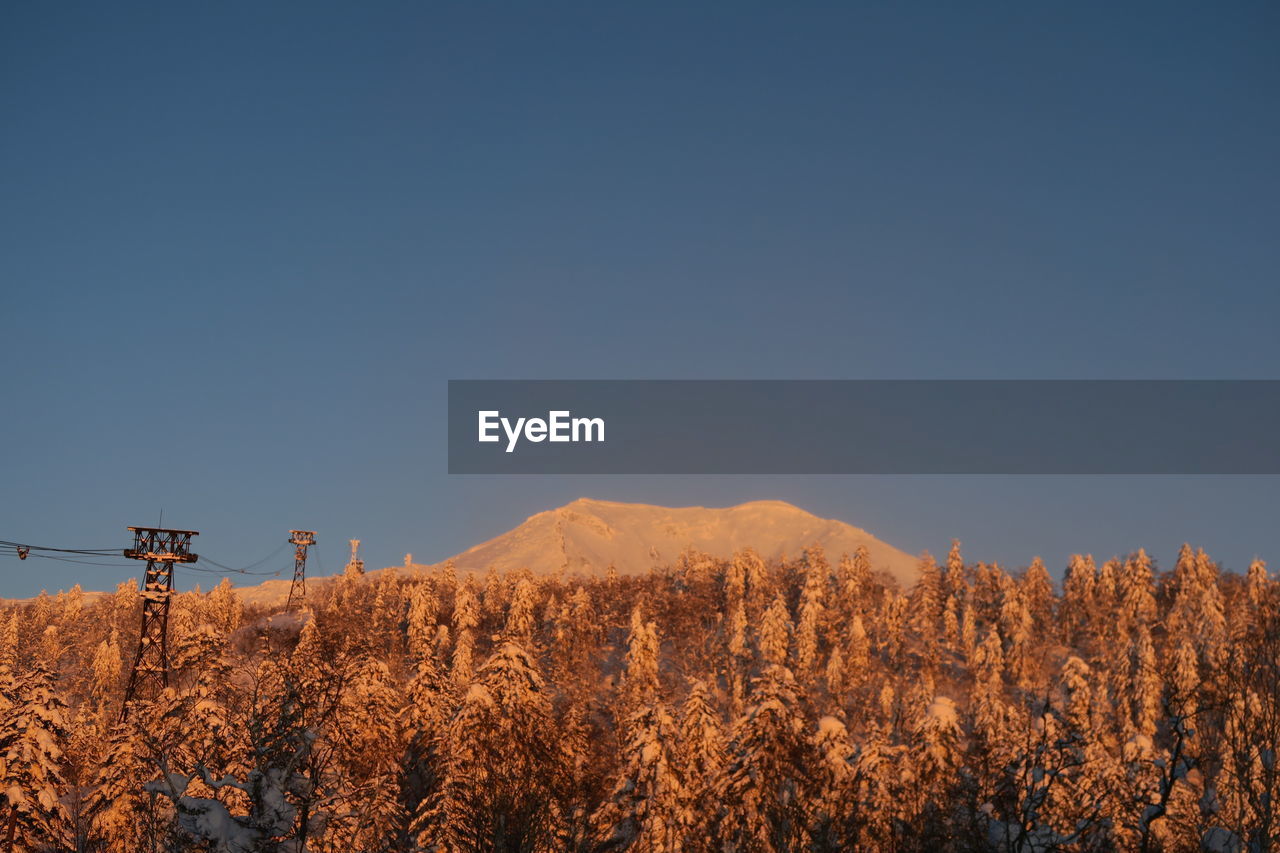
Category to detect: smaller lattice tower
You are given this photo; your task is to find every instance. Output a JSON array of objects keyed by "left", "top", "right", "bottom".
[{"left": 346, "top": 538, "right": 364, "bottom": 576}]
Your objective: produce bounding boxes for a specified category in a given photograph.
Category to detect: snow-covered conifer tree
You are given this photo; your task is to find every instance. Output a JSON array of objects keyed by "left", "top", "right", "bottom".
[
  {"left": 794, "top": 567, "right": 826, "bottom": 679},
  {"left": 838, "top": 546, "right": 872, "bottom": 621},
  {"left": 1246, "top": 558, "right": 1270, "bottom": 609},
  {"left": 369, "top": 569, "right": 402, "bottom": 653},
  {"left": 1000, "top": 589, "right": 1036, "bottom": 689},
  {"left": 592, "top": 701, "right": 683, "bottom": 851},
  {"left": 0, "top": 611, "right": 18, "bottom": 673},
  {"left": 960, "top": 603, "right": 977, "bottom": 658},
  {"left": 0, "top": 665, "right": 69, "bottom": 849},
  {"left": 401, "top": 634, "right": 451, "bottom": 837},
  {"left": 622, "top": 605, "right": 661, "bottom": 714},
  {"left": 910, "top": 552, "right": 943, "bottom": 636},
  {"left": 1167, "top": 546, "right": 1226, "bottom": 671},
  {"left": 677, "top": 678, "right": 724, "bottom": 826},
  {"left": 735, "top": 548, "right": 769, "bottom": 616},
  {"left": 825, "top": 644, "right": 846, "bottom": 698},
  {"left": 1060, "top": 656, "right": 1093, "bottom": 735},
  {"left": 324, "top": 657, "right": 406, "bottom": 851},
  {"left": 1021, "top": 556, "right": 1055, "bottom": 634},
  {"left": 89, "top": 628, "right": 122, "bottom": 729},
  {"left": 942, "top": 597, "right": 960, "bottom": 650},
  {"left": 809, "top": 714, "right": 855, "bottom": 848},
  {"left": 407, "top": 582, "right": 440, "bottom": 664},
  {"left": 971, "top": 562, "right": 1007, "bottom": 628},
  {"left": 451, "top": 580, "right": 481, "bottom": 686},
  {"left": 88, "top": 720, "right": 167, "bottom": 852},
  {"left": 850, "top": 724, "right": 902, "bottom": 846},
  {"left": 945, "top": 539, "right": 968, "bottom": 604},
  {"left": 1128, "top": 622, "right": 1161, "bottom": 739},
  {"left": 716, "top": 665, "right": 811, "bottom": 851},
  {"left": 728, "top": 598, "right": 750, "bottom": 716},
  {"left": 725, "top": 554, "right": 747, "bottom": 605},
  {"left": 1119, "top": 549, "right": 1157, "bottom": 631},
  {"left": 206, "top": 577, "right": 243, "bottom": 636},
  {"left": 482, "top": 565, "right": 506, "bottom": 621},
  {"left": 758, "top": 593, "right": 792, "bottom": 669},
  {"left": 904, "top": 695, "right": 963, "bottom": 842},
  {"left": 1169, "top": 635, "right": 1200, "bottom": 722},
  {"left": 505, "top": 575, "right": 539, "bottom": 643},
  {"left": 416, "top": 640, "right": 561, "bottom": 852},
  {"left": 972, "top": 628, "right": 1007, "bottom": 741},
  {"left": 1060, "top": 553, "right": 1096, "bottom": 647}
]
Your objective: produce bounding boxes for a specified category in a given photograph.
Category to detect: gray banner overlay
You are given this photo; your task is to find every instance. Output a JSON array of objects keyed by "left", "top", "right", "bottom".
[{"left": 448, "top": 380, "right": 1280, "bottom": 474}]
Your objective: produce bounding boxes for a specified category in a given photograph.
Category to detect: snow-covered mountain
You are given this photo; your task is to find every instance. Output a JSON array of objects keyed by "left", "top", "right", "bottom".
[
  {"left": 231, "top": 498, "right": 920, "bottom": 606},
  {"left": 439, "top": 498, "right": 919, "bottom": 585}
]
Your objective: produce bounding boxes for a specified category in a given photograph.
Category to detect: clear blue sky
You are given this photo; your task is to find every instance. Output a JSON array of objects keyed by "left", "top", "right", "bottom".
[{"left": 2, "top": 2, "right": 1277, "bottom": 598}]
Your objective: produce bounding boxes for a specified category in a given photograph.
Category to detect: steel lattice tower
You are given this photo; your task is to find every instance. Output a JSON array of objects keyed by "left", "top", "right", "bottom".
[
  {"left": 346, "top": 538, "right": 364, "bottom": 575},
  {"left": 121, "top": 526, "right": 198, "bottom": 719},
  {"left": 286, "top": 530, "right": 316, "bottom": 611}
]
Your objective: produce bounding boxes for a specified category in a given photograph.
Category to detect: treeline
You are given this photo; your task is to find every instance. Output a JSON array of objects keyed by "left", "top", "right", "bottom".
[{"left": 0, "top": 542, "right": 1276, "bottom": 851}]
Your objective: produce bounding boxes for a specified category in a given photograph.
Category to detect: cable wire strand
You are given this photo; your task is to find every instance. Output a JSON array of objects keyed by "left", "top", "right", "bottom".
[
  {"left": 186, "top": 564, "right": 284, "bottom": 577},
  {"left": 22, "top": 553, "right": 134, "bottom": 568},
  {"left": 199, "top": 541, "right": 290, "bottom": 573},
  {"left": 0, "top": 539, "right": 122, "bottom": 556}
]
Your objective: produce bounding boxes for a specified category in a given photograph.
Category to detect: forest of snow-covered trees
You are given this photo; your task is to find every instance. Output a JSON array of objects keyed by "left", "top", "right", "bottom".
[{"left": 0, "top": 541, "right": 1277, "bottom": 852}]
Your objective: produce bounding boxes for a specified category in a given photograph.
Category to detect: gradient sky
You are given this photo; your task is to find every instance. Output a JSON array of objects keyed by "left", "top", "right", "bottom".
[{"left": 2, "top": 2, "right": 1278, "bottom": 598}]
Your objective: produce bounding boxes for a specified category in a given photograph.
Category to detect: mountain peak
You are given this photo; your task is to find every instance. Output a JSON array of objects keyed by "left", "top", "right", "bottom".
[
  {"left": 734, "top": 499, "right": 805, "bottom": 510},
  {"left": 559, "top": 497, "right": 812, "bottom": 516}
]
